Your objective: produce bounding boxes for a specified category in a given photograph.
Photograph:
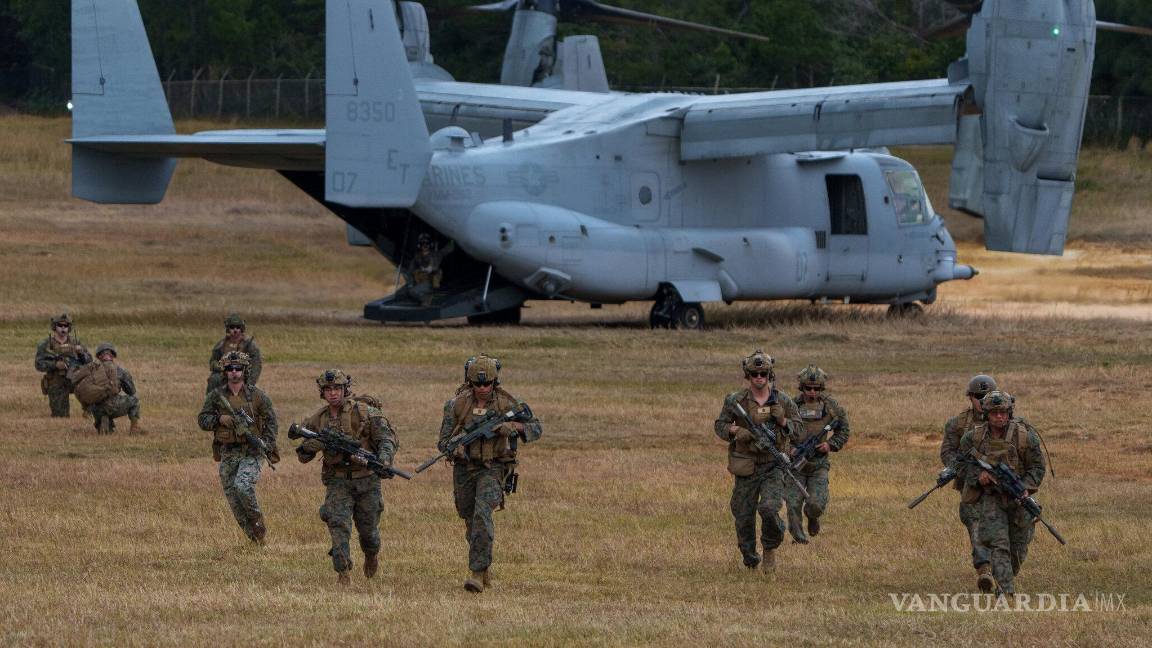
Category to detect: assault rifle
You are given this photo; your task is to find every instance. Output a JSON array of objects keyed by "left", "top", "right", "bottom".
[
  {"left": 287, "top": 423, "right": 412, "bottom": 480},
  {"left": 215, "top": 393, "right": 276, "bottom": 471},
  {"left": 728, "top": 399, "right": 810, "bottom": 500},
  {"left": 907, "top": 460, "right": 964, "bottom": 509},
  {"left": 415, "top": 402, "right": 534, "bottom": 474},
  {"left": 970, "top": 452, "right": 1066, "bottom": 545},
  {"left": 790, "top": 419, "right": 843, "bottom": 471}
]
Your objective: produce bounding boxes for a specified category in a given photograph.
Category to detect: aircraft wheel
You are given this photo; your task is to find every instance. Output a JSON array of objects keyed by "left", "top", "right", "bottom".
[
  {"left": 467, "top": 306, "right": 522, "bottom": 326},
  {"left": 673, "top": 302, "right": 706, "bottom": 330},
  {"left": 887, "top": 302, "right": 924, "bottom": 318}
]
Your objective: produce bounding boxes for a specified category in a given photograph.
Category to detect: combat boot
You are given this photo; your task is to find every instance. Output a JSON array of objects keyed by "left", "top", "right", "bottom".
[
  {"left": 251, "top": 516, "right": 267, "bottom": 546},
  {"left": 762, "top": 549, "right": 776, "bottom": 570},
  {"left": 464, "top": 570, "right": 485, "bottom": 593},
  {"left": 364, "top": 553, "right": 379, "bottom": 579},
  {"left": 129, "top": 418, "right": 145, "bottom": 435},
  {"left": 807, "top": 515, "right": 821, "bottom": 537},
  {"left": 977, "top": 564, "right": 995, "bottom": 593},
  {"left": 336, "top": 571, "right": 351, "bottom": 586}
]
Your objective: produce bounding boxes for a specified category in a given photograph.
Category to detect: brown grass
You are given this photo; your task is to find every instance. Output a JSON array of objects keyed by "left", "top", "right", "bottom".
[{"left": 1, "top": 115, "right": 1151, "bottom": 646}]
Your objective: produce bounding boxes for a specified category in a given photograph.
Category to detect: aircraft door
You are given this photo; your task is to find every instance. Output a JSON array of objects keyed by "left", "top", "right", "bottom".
[
  {"left": 825, "top": 174, "right": 869, "bottom": 292},
  {"left": 631, "top": 172, "right": 662, "bottom": 223}
]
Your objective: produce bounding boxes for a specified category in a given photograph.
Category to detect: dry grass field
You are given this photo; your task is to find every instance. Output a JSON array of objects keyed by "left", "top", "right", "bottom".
[{"left": 1, "top": 114, "right": 1151, "bottom": 646}]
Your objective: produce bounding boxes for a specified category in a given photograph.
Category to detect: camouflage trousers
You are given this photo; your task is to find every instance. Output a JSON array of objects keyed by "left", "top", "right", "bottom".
[
  {"left": 784, "top": 465, "right": 829, "bottom": 542},
  {"left": 319, "top": 475, "right": 382, "bottom": 573},
  {"left": 218, "top": 447, "right": 265, "bottom": 541},
  {"left": 959, "top": 501, "right": 980, "bottom": 568},
  {"left": 453, "top": 462, "right": 505, "bottom": 572},
  {"left": 91, "top": 394, "right": 140, "bottom": 431},
  {"left": 46, "top": 384, "right": 71, "bottom": 417},
  {"left": 970, "top": 494, "right": 1035, "bottom": 594},
  {"left": 730, "top": 463, "right": 787, "bottom": 566}
]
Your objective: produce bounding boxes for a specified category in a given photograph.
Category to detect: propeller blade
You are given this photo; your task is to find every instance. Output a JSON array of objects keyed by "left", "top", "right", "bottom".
[
  {"left": 567, "top": 0, "right": 769, "bottom": 43},
  {"left": 1097, "top": 20, "right": 1152, "bottom": 37}
]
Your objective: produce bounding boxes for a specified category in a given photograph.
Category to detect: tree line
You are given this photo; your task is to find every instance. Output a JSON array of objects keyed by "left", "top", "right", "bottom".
[{"left": 3, "top": 0, "right": 1151, "bottom": 110}]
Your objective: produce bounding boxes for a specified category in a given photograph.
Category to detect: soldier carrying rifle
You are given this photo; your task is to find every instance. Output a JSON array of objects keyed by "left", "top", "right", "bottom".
[
  {"left": 956, "top": 390, "right": 1047, "bottom": 597},
  {"left": 434, "top": 354, "right": 542, "bottom": 593},
  {"left": 34, "top": 312, "right": 90, "bottom": 417},
  {"left": 197, "top": 351, "right": 279, "bottom": 545}
]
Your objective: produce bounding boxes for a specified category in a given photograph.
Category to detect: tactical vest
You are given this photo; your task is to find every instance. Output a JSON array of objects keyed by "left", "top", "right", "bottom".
[
  {"left": 726, "top": 389, "right": 787, "bottom": 477},
  {"left": 962, "top": 421, "right": 1029, "bottom": 503},
  {"left": 796, "top": 399, "right": 830, "bottom": 444},
  {"left": 306, "top": 400, "right": 375, "bottom": 479},
  {"left": 212, "top": 386, "right": 267, "bottom": 445},
  {"left": 451, "top": 388, "right": 518, "bottom": 464},
  {"left": 44, "top": 336, "right": 81, "bottom": 388}
]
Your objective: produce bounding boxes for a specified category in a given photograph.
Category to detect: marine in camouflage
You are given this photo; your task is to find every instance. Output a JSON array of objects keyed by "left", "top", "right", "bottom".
[
  {"left": 205, "top": 314, "right": 262, "bottom": 393},
  {"left": 34, "top": 313, "right": 88, "bottom": 417},
  {"left": 785, "top": 380, "right": 850, "bottom": 543}
]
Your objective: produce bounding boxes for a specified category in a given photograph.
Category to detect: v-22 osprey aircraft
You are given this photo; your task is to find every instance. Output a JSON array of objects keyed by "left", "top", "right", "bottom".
[{"left": 68, "top": 0, "right": 1097, "bottom": 327}]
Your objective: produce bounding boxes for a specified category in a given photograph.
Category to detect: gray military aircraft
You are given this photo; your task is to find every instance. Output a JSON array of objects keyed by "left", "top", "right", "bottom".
[{"left": 69, "top": 0, "right": 1100, "bottom": 327}]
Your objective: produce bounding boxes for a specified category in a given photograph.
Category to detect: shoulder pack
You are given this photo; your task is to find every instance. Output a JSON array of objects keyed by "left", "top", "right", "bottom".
[{"left": 73, "top": 361, "right": 119, "bottom": 405}]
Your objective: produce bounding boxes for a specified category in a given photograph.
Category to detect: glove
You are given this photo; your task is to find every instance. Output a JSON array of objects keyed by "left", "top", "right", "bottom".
[
  {"left": 300, "top": 439, "right": 324, "bottom": 454},
  {"left": 451, "top": 445, "right": 468, "bottom": 461},
  {"left": 497, "top": 422, "right": 520, "bottom": 438},
  {"left": 217, "top": 414, "right": 235, "bottom": 428},
  {"left": 733, "top": 428, "right": 754, "bottom": 443},
  {"left": 55, "top": 360, "right": 68, "bottom": 371},
  {"left": 349, "top": 453, "right": 369, "bottom": 467}
]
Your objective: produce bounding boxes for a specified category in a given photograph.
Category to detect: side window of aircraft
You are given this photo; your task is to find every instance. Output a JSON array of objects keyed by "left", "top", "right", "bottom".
[
  {"left": 885, "top": 170, "right": 928, "bottom": 226},
  {"left": 826, "top": 175, "right": 867, "bottom": 235}
]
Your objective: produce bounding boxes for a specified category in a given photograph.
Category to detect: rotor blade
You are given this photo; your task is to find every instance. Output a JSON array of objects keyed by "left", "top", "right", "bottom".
[
  {"left": 1097, "top": 20, "right": 1152, "bottom": 37},
  {"left": 569, "top": 1, "right": 769, "bottom": 42}
]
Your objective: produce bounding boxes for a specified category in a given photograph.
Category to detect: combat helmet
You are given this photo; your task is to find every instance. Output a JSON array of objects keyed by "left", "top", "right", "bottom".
[
  {"left": 94, "top": 342, "right": 117, "bottom": 358},
  {"left": 223, "top": 313, "right": 246, "bottom": 331},
  {"left": 966, "top": 374, "right": 997, "bottom": 399},
  {"left": 741, "top": 348, "right": 775, "bottom": 379},
  {"left": 465, "top": 354, "right": 501, "bottom": 386},
  {"left": 797, "top": 364, "right": 828, "bottom": 390},
  {"left": 220, "top": 351, "right": 251, "bottom": 373},
  {"left": 980, "top": 390, "right": 1014, "bottom": 415},
  {"left": 316, "top": 369, "right": 352, "bottom": 395},
  {"left": 50, "top": 312, "right": 73, "bottom": 329}
]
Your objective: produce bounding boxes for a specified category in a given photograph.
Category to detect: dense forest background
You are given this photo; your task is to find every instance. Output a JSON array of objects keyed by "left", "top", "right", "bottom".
[{"left": 2, "top": 0, "right": 1151, "bottom": 109}]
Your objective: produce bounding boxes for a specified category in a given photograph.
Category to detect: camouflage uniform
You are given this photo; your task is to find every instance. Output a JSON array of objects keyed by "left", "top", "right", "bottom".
[
  {"left": 197, "top": 369, "right": 278, "bottom": 543},
  {"left": 957, "top": 411, "right": 1045, "bottom": 595},
  {"left": 714, "top": 387, "right": 802, "bottom": 567},
  {"left": 404, "top": 237, "right": 455, "bottom": 305},
  {"left": 34, "top": 315, "right": 88, "bottom": 417},
  {"left": 785, "top": 392, "right": 850, "bottom": 542},
  {"left": 439, "top": 367, "right": 541, "bottom": 582},
  {"left": 205, "top": 314, "right": 262, "bottom": 393},
  {"left": 89, "top": 361, "right": 140, "bottom": 434},
  {"left": 297, "top": 395, "right": 397, "bottom": 575}
]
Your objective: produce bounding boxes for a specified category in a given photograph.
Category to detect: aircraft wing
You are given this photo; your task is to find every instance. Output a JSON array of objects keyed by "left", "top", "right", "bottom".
[
  {"left": 68, "top": 130, "right": 326, "bottom": 170},
  {"left": 680, "top": 79, "right": 969, "bottom": 160},
  {"left": 416, "top": 79, "right": 616, "bottom": 129}
]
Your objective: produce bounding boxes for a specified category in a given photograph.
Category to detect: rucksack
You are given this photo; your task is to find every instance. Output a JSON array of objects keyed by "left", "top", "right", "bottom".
[{"left": 72, "top": 361, "right": 120, "bottom": 406}]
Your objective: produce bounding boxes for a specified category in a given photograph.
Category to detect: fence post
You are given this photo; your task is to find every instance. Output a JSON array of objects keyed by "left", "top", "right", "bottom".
[
  {"left": 190, "top": 68, "right": 203, "bottom": 118},
  {"left": 1116, "top": 95, "right": 1125, "bottom": 147},
  {"left": 246, "top": 69, "right": 255, "bottom": 119},
  {"left": 275, "top": 74, "right": 282, "bottom": 119},
  {"left": 217, "top": 68, "right": 230, "bottom": 118},
  {"left": 304, "top": 69, "right": 313, "bottom": 120},
  {"left": 165, "top": 69, "right": 175, "bottom": 107}
]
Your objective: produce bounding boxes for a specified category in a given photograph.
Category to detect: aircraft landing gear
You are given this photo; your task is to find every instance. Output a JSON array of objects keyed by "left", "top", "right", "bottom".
[
  {"left": 467, "top": 306, "right": 522, "bottom": 326},
  {"left": 649, "top": 286, "right": 705, "bottom": 330},
  {"left": 887, "top": 302, "right": 924, "bottom": 318}
]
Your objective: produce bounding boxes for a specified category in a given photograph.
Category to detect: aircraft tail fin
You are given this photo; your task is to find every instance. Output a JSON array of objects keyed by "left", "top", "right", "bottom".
[
  {"left": 948, "top": 0, "right": 1095, "bottom": 255},
  {"left": 325, "top": 0, "right": 431, "bottom": 208},
  {"left": 70, "top": 0, "right": 176, "bottom": 203}
]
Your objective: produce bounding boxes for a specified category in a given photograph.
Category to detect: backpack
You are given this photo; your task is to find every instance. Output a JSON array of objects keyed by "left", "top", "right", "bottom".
[{"left": 72, "top": 361, "right": 120, "bottom": 406}]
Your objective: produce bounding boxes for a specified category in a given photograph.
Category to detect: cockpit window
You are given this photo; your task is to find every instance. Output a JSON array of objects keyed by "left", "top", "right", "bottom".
[{"left": 885, "top": 170, "right": 929, "bottom": 226}]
